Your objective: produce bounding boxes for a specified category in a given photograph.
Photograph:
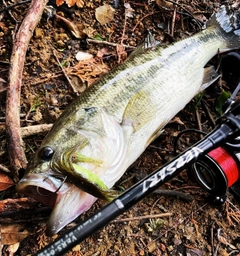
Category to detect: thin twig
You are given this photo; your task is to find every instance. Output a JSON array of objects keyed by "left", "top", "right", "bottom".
[
  {"left": 24, "top": 72, "right": 63, "bottom": 86},
  {"left": 0, "top": 0, "right": 31, "bottom": 13},
  {"left": 132, "top": 11, "right": 157, "bottom": 32},
  {"left": 120, "top": 5, "right": 128, "bottom": 45},
  {"left": 211, "top": 225, "right": 215, "bottom": 256},
  {"left": 165, "top": 0, "right": 203, "bottom": 28},
  {"left": 195, "top": 108, "right": 202, "bottom": 131},
  {"left": 2, "top": 0, "right": 18, "bottom": 23},
  {"left": 87, "top": 38, "right": 136, "bottom": 49},
  {"left": 20, "top": 124, "right": 53, "bottom": 137},
  {"left": 201, "top": 100, "right": 216, "bottom": 128},
  {"left": 112, "top": 213, "right": 172, "bottom": 223},
  {"left": 52, "top": 49, "right": 79, "bottom": 95},
  {"left": 213, "top": 229, "right": 221, "bottom": 256},
  {"left": 171, "top": 0, "right": 178, "bottom": 37},
  {"left": 226, "top": 198, "right": 240, "bottom": 215},
  {"left": 0, "top": 163, "right": 10, "bottom": 173},
  {"left": 5, "top": 0, "right": 48, "bottom": 181},
  {"left": 153, "top": 189, "right": 195, "bottom": 202}
]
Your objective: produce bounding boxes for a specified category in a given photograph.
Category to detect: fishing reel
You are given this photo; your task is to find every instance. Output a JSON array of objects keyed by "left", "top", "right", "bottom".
[
  {"left": 188, "top": 52, "right": 240, "bottom": 201},
  {"left": 189, "top": 139, "right": 240, "bottom": 200}
]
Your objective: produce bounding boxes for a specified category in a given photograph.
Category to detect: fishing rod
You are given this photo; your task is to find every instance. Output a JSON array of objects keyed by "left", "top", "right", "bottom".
[{"left": 35, "top": 98, "right": 240, "bottom": 256}]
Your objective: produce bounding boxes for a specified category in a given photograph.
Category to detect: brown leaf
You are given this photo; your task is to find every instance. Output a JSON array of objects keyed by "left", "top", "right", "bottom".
[
  {"left": 56, "top": 0, "right": 65, "bottom": 6},
  {"left": 55, "top": 14, "right": 86, "bottom": 38},
  {"left": 218, "top": 235, "right": 237, "bottom": 250},
  {"left": 0, "top": 197, "right": 38, "bottom": 212},
  {"left": 68, "top": 57, "right": 109, "bottom": 89},
  {"left": 95, "top": 4, "right": 115, "bottom": 25},
  {"left": 1, "top": 224, "right": 30, "bottom": 245},
  {"left": 156, "top": 0, "right": 174, "bottom": 9},
  {"left": 66, "top": 0, "right": 76, "bottom": 7},
  {"left": 76, "top": 0, "right": 84, "bottom": 8},
  {"left": 0, "top": 172, "right": 14, "bottom": 191},
  {"left": 6, "top": 243, "right": 20, "bottom": 256},
  {"left": 0, "top": 22, "right": 8, "bottom": 33},
  {"left": 124, "top": 3, "right": 134, "bottom": 18}
]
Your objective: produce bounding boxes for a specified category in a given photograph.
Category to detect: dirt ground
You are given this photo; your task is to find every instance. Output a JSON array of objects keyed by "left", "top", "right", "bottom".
[{"left": 0, "top": 0, "right": 240, "bottom": 255}]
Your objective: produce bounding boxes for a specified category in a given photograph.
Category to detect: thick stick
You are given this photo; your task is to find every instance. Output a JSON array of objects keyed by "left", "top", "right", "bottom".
[{"left": 5, "top": 0, "right": 48, "bottom": 181}]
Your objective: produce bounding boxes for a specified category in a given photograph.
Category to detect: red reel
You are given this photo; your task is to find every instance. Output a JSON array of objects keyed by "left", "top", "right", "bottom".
[{"left": 190, "top": 147, "right": 240, "bottom": 196}]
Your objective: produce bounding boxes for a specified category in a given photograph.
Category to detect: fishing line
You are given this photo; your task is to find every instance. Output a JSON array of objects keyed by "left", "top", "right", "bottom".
[
  {"left": 174, "top": 128, "right": 207, "bottom": 155},
  {"left": 36, "top": 175, "right": 68, "bottom": 196},
  {"left": 208, "top": 147, "right": 239, "bottom": 187},
  {"left": 53, "top": 175, "right": 68, "bottom": 193}
]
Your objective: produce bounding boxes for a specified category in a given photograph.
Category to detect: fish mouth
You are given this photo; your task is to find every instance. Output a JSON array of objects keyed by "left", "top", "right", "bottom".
[{"left": 16, "top": 173, "right": 97, "bottom": 235}]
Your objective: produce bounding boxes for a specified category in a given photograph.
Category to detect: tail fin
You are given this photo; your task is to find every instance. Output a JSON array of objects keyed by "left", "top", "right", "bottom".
[
  {"left": 207, "top": 5, "right": 240, "bottom": 40},
  {"left": 206, "top": 5, "right": 240, "bottom": 52}
]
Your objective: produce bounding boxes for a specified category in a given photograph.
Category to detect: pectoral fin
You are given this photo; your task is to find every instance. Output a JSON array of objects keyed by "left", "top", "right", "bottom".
[
  {"left": 200, "top": 66, "right": 220, "bottom": 92},
  {"left": 122, "top": 91, "right": 156, "bottom": 132}
]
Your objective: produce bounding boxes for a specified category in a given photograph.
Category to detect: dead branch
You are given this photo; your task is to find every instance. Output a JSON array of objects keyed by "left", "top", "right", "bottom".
[
  {"left": 0, "top": 124, "right": 53, "bottom": 157},
  {"left": 5, "top": 0, "right": 48, "bottom": 181},
  {"left": 0, "top": 198, "right": 50, "bottom": 224},
  {"left": 20, "top": 124, "right": 52, "bottom": 138}
]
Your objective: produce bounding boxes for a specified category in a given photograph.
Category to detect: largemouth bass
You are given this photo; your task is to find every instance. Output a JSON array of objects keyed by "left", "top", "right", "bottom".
[{"left": 17, "top": 6, "right": 240, "bottom": 235}]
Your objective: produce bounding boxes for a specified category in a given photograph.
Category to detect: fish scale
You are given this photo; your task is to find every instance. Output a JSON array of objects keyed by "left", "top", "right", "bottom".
[{"left": 17, "top": 6, "right": 240, "bottom": 235}]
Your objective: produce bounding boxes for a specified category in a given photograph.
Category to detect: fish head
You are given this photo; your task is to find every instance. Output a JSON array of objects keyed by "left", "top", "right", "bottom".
[{"left": 17, "top": 107, "right": 127, "bottom": 234}]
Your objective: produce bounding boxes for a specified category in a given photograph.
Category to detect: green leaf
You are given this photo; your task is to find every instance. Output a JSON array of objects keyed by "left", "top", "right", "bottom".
[
  {"left": 93, "top": 34, "right": 105, "bottom": 41},
  {"left": 61, "top": 60, "right": 68, "bottom": 67},
  {"left": 215, "top": 90, "right": 231, "bottom": 115}
]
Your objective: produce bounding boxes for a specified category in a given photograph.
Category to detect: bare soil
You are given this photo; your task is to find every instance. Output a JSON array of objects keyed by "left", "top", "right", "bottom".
[{"left": 0, "top": 0, "right": 240, "bottom": 255}]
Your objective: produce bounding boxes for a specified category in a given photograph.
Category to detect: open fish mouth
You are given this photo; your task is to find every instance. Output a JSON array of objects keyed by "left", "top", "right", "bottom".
[{"left": 17, "top": 173, "right": 97, "bottom": 235}]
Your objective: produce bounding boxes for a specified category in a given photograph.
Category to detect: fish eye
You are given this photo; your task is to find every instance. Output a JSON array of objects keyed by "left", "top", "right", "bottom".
[{"left": 39, "top": 146, "right": 54, "bottom": 161}]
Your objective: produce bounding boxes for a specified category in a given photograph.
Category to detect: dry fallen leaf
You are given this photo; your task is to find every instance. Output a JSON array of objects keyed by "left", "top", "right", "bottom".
[
  {"left": 95, "top": 4, "right": 115, "bottom": 25},
  {"left": 67, "top": 57, "right": 109, "bottom": 92},
  {"left": 124, "top": 3, "right": 135, "bottom": 18},
  {"left": 76, "top": 0, "right": 84, "bottom": 8},
  {"left": 55, "top": 14, "right": 86, "bottom": 38},
  {"left": 218, "top": 235, "right": 237, "bottom": 250},
  {"left": 156, "top": 0, "right": 174, "bottom": 9},
  {"left": 0, "top": 172, "right": 14, "bottom": 191},
  {"left": 0, "top": 21, "right": 8, "bottom": 33},
  {"left": 1, "top": 224, "right": 30, "bottom": 245},
  {"left": 55, "top": 0, "right": 84, "bottom": 7},
  {"left": 6, "top": 243, "right": 20, "bottom": 256},
  {"left": 56, "top": 0, "right": 64, "bottom": 6}
]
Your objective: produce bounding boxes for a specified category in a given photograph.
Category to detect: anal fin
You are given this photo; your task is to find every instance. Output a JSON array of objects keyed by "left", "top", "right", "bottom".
[{"left": 200, "top": 66, "right": 220, "bottom": 92}]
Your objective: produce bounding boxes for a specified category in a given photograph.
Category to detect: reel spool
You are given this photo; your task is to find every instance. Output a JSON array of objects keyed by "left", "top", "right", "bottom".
[{"left": 190, "top": 140, "right": 240, "bottom": 197}]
